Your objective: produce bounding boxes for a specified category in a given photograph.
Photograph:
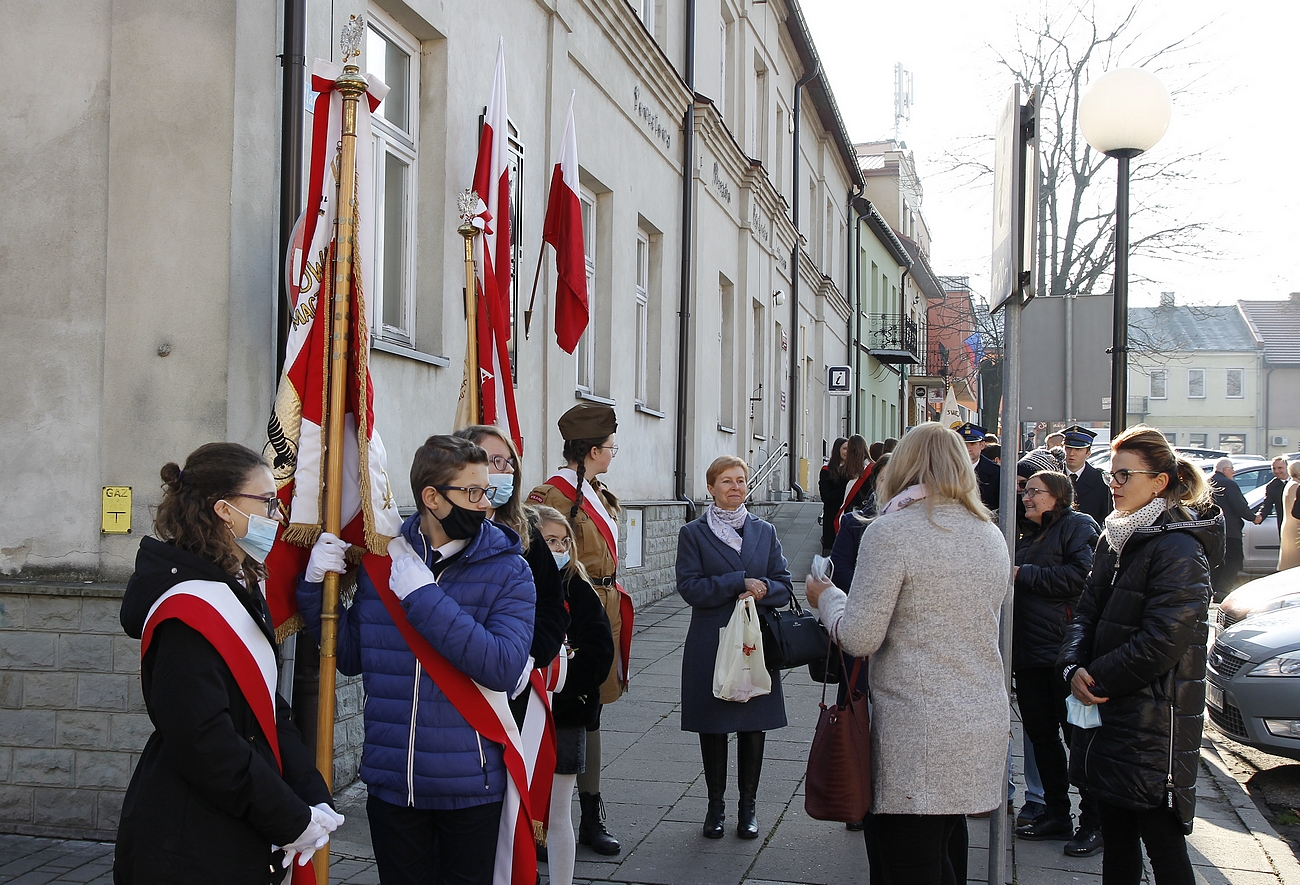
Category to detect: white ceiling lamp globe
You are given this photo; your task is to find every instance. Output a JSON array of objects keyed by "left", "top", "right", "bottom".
[{"left": 1079, "top": 67, "right": 1172, "bottom": 156}]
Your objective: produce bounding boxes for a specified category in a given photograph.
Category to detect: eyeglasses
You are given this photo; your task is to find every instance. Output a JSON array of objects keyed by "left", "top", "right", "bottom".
[
  {"left": 596, "top": 445, "right": 619, "bottom": 456},
  {"left": 233, "top": 493, "right": 285, "bottom": 518},
  {"left": 435, "top": 485, "right": 491, "bottom": 503},
  {"left": 1103, "top": 469, "right": 1162, "bottom": 486},
  {"left": 1021, "top": 488, "right": 1051, "bottom": 499},
  {"left": 544, "top": 536, "right": 572, "bottom": 552},
  {"left": 487, "top": 454, "right": 516, "bottom": 472}
]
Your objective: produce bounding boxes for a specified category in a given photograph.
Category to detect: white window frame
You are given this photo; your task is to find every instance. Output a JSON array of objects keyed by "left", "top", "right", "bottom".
[
  {"left": 1225, "top": 367, "right": 1245, "bottom": 399},
  {"left": 576, "top": 188, "right": 597, "bottom": 392},
  {"left": 718, "top": 21, "right": 728, "bottom": 119},
  {"left": 634, "top": 231, "right": 650, "bottom": 406},
  {"left": 1149, "top": 369, "right": 1168, "bottom": 400},
  {"left": 366, "top": 9, "right": 419, "bottom": 346},
  {"left": 636, "top": 0, "right": 654, "bottom": 33},
  {"left": 1189, "top": 432, "right": 1208, "bottom": 448},
  {"left": 1187, "top": 368, "right": 1206, "bottom": 399}
]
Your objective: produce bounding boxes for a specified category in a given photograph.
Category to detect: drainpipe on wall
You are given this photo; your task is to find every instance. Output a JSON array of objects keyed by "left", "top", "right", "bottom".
[
  {"left": 849, "top": 192, "right": 863, "bottom": 435},
  {"left": 276, "top": 0, "right": 306, "bottom": 376},
  {"left": 674, "top": 0, "right": 698, "bottom": 522},
  {"left": 788, "top": 61, "right": 820, "bottom": 501}
]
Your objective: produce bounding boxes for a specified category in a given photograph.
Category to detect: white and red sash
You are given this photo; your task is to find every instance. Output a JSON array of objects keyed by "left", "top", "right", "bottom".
[
  {"left": 540, "top": 472, "right": 635, "bottom": 688},
  {"left": 140, "top": 581, "right": 315, "bottom": 885},
  {"left": 834, "top": 463, "right": 875, "bottom": 533},
  {"left": 364, "top": 554, "right": 544, "bottom": 884}
]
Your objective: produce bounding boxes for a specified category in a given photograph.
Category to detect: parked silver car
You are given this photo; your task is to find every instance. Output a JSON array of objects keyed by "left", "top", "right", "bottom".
[
  {"left": 1206, "top": 607, "right": 1300, "bottom": 761},
  {"left": 1217, "top": 569, "right": 1300, "bottom": 633}
]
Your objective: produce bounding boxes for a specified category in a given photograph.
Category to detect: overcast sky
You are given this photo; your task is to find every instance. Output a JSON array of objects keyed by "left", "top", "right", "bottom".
[{"left": 801, "top": 0, "right": 1300, "bottom": 308}]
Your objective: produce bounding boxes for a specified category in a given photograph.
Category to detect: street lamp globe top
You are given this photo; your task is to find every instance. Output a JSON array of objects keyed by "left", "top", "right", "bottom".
[{"left": 1079, "top": 67, "right": 1172, "bottom": 157}]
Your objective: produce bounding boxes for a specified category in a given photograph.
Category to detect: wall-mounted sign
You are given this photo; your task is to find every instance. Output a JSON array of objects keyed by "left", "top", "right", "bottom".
[
  {"left": 828, "top": 366, "right": 852, "bottom": 396},
  {"left": 102, "top": 486, "right": 132, "bottom": 534}
]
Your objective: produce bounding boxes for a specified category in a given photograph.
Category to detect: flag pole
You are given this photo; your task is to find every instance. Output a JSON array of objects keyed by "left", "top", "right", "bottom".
[
  {"left": 457, "top": 190, "right": 481, "bottom": 423},
  {"left": 523, "top": 244, "right": 545, "bottom": 339},
  {"left": 314, "top": 30, "right": 368, "bottom": 885}
]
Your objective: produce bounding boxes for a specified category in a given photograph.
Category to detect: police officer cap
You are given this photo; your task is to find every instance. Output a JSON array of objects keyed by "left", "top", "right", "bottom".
[
  {"left": 951, "top": 421, "right": 988, "bottom": 443},
  {"left": 558, "top": 403, "right": 618, "bottom": 441},
  {"left": 1062, "top": 424, "right": 1097, "bottom": 448}
]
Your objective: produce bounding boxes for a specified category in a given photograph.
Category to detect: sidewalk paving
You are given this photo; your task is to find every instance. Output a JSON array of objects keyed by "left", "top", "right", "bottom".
[{"left": 4, "top": 506, "right": 1299, "bottom": 884}]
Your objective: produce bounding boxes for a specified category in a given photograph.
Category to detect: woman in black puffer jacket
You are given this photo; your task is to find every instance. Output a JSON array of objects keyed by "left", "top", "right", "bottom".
[
  {"left": 1012, "top": 469, "right": 1101, "bottom": 853},
  {"left": 1058, "top": 426, "right": 1224, "bottom": 885}
]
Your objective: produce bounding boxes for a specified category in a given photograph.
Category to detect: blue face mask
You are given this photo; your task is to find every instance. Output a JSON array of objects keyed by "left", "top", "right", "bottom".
[
  {"left": 552, "top": 551, "right": 571, "bottom": 570},
  {"left": 486, "top": 473, "right": 515, "bottom": 509},
  {"left": 228, "top": 504, "right": 278, "bottom": 563}
]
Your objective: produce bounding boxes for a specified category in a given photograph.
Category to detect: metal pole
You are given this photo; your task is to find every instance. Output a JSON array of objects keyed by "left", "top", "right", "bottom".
[{"left": 1110, "top": 152, "right": 1133, "bottom": 438}]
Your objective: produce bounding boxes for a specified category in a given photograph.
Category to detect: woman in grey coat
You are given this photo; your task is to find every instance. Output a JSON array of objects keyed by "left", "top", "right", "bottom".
[
  {"left": 677, "top": 455, "right": 793, "bottom": 841},
  {"left": 808, "top": 423, "right": 1011, "bottom": 885}
]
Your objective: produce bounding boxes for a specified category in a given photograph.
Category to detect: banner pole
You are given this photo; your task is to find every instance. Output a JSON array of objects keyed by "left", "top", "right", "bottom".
[
  {"left": 314, "top": 50, "right": 368, "bottom": 885},
  {"left": 457, "top": 190, "right": 481, "bottom": 423},
  {"left": 523, "top": 243, "right": 546, "bottom": 339}
]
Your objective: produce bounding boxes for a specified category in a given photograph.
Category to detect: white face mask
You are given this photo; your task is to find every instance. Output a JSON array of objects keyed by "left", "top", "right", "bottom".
[{"left": 552, "top": 551, "right": 571, "bottom": 570}]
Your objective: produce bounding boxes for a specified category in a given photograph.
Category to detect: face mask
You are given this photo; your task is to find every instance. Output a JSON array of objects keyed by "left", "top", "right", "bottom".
[
  {"left": 436, "top": 501, "right": 487, "bottom": 541},
  {"left": 486, "top": 474, "right": 514, "bottom": 509},
  {"left": 227, "top": 505, "right": 278, "bottom": 563},
  {"left": 552, "top": 551, "right": 571, "bottom": 570}
]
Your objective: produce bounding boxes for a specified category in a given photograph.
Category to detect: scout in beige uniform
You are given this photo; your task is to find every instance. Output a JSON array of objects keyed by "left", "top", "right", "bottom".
[{"left": 528, "top": 403, "right": 631, "bottom": 856}]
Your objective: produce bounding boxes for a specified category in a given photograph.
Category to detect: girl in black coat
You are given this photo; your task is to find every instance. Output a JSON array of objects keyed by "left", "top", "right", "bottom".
[
  {"left": 1058, "top": 427, "right": 1224, "bottom": 885},
  {"left": 115, "top": 444, "right": 336, "bottom": 884},
  {"left": 534, "top": 507, "right": 615, "bottom": 885},
  {"left": 818, "top": 437, "right": 849, "bottom": 552},
  {"left": 1012, "top": 469, "right": 1101, "bottom": 853}
]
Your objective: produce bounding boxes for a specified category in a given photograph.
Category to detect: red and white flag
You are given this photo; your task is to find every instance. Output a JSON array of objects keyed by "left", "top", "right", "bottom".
[
  {"left": 262, "top": 59, "right": 403, "bottom": 635},
  {"left": 542, "top": 92, "right": 589, "bottom": 354},
  {"left": 470, "top": 40, "right": 523, "bottom": 454}
]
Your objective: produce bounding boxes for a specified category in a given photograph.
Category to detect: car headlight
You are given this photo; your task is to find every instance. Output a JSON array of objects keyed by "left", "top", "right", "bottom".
[
  {"left": 1251, "top": 653, "right": 1300, "bottom": 677},
  {"left": 1254, "top": 593, "right": 1300, "bottom": 615}
]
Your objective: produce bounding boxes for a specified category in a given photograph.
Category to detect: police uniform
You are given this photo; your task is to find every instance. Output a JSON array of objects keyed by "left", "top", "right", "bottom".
[
  {"left": 1061, "top": 425, "right": 1112, "bottom": 526},
  {"left": 955, "top": 421, "right": 1002, "bottom": 512}
]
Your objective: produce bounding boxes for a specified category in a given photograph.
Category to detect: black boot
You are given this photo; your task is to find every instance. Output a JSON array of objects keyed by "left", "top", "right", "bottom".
[
  {"left": 700, "top": 733, "right": 728, "bottom": 839},
  {"left": 577, "top": 792, "right": 621, "bottom": 856},
  {"left": 736, "top": 731, "right": 765, "bottom": 839}
]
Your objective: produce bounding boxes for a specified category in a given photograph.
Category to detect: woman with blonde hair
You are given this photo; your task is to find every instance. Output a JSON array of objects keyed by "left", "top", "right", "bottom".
[
  {"left": 1058, "top": 426, "right": 1222, "bottom": 884},
  {"left": 807, "top": 422, "right": 1011, "bottom": 884},
  {"left": 1279, "top": 460, "right": 1300, "bottom": 571}
]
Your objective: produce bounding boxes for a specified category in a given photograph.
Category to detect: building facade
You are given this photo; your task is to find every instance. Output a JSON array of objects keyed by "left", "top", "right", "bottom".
[
  {"left": 1, "top": 0, "right": 867, "bottom": 836},
  {"left": 1238, "top": 294, "right": 1300, "bottom": 457}
]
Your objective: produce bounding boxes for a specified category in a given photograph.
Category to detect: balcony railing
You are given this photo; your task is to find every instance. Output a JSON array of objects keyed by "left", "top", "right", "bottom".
[{"left": 864, "top": 314, "right": 919, "bottom": 365}]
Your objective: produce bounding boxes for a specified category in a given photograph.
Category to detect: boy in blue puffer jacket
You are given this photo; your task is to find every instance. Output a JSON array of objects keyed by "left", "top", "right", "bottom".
[{"left": 297, "top": 435, "right": 536, "bottom": 885}]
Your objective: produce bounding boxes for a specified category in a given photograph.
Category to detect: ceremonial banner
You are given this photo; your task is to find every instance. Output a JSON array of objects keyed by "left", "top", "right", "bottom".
[
  {"left": 542, "top": 92, "right": 589, "bottom": 353},
  {"left": 469, "top": 40, "right": 524, "bottom": 454},
  {"left": 263, "top": 58, "right": 403, "bottom": 636}
]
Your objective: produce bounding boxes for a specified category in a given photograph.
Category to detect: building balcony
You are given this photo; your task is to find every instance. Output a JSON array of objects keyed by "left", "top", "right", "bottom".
[{"left": 864, "top": 314, "right": 919, "bottom": 364}]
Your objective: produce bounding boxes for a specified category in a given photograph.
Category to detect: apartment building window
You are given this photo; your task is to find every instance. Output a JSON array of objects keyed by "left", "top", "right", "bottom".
[
  {"left": 720, "top": 275, "right": 736, "bottom": 429},
  {"left": 636, "top": 0, "right": 654, "bottom": 33},
  {"left": 634, "top": 232, "right": 649, "bottom": 405},
  {"left": 1226, "top": 368, "right": 1244, "bottom": 399},
  {"left": 1187, "top": 368, "right": 1206, "bottom": 399},
  {"left": 1189, "top": 432, "right": 1208, "bottom": 448},
  {"left": 1164, "top": 432, "right": 1177, "bottom": 444},
  {"left": 1149, "top": 369, "right": 1167, "bottom": 400},
  {"left": 1219, "top": 433, "right": 1246, "bottom": 455},
  {"left": 576, "top": 188, "right": 597, "bottom": 392},
  {"left": 718, "top": 20, "right": 729, "bottom": 120},
  {"left": 366, "top": 12, "right": 419, "bottom": 345},
  {"left": 752, "top": 58, "right": 768, "bottom": 163}
]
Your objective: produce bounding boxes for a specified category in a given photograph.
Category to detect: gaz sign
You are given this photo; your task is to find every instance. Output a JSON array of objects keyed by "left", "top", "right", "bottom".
[
  {"left": 102, "top": 486, "right": 132, "bottom": 534},
  {"left": 827, "top": 366, "right": 852, "bottom": 397}
]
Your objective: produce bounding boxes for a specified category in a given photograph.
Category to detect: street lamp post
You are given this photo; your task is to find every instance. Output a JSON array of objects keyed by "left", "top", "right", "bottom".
[{"left": 1079, "top": 67, "right": 1171, "bottom": 438}]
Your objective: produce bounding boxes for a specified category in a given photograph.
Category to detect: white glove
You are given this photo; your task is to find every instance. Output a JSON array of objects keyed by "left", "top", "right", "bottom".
[
  {"left": 279, "top": 804, "right": 337, "bottom": 868},
  {"left": 305, "top": 533, "right": 349, "bottom": 583},
  {"left": 313, "top": 803, "right": 344, "bottom": 831},
  {"left": 509, "top": 656, "right": 536, "bottom": 700},
  {"left": 387, "top": 536, "right": 437, "bottom": 601}
]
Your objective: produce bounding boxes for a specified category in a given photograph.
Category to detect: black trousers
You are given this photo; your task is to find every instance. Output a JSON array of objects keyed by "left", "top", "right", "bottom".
[
  {"left": 864, "top": 813, "right": 967, "bottom": 885},
  {"left": 1016, "top": 666, "right": 1098, "bottom": 828},
  {"left": 1212, "top": 536, "right": 1245, "bottom": 601},
  {"left": 367, "top": 795, "right": 504, "bottom": 885},
  {"left": 1098, "top": 800, "right": 1194, "bottom": 885}
]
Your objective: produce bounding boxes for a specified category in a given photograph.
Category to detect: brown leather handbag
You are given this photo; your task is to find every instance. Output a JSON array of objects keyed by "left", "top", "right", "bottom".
[{"left": 804, "top": 654, "right": 872, "bottom": 822}]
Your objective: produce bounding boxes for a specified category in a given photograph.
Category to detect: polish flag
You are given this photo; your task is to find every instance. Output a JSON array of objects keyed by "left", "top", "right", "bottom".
[
  {"left": 542, "top": 92, "right": 589, "bottom": 354},
  {"left": 472, "top": 39, "right": 523, "bottom": 453}
]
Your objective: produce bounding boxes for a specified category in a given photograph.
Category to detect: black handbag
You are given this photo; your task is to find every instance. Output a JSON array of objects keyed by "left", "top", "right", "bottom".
[{"left": 759, "top": 595, "right": 830, "bottom": 670}]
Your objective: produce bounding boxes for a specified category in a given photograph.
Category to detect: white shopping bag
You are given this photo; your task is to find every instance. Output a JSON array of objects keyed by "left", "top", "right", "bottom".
[{"left": 713, "top": 597, "right": 772, "bottom": 702}]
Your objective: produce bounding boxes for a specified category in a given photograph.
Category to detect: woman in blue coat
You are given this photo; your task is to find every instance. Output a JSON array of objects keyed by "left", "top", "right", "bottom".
[{"left": 677, "top": 455, "right": 793, "bottom": 841}]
